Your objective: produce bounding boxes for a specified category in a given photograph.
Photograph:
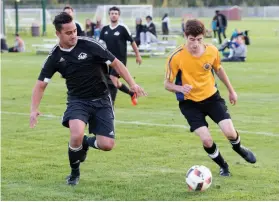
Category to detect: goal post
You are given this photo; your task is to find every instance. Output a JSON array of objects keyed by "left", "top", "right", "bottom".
[{"left": 0, "top": 0, "right": 5, "bottom": 36}]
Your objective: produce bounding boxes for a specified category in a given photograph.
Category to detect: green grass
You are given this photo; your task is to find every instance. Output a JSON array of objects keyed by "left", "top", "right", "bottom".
[{"left": 1, "top": 18, "right": 279, "bottom": 200}]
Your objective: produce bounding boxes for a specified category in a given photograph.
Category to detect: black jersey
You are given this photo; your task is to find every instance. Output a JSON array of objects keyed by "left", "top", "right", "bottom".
[
  {"left": 75, "top": 22, "right": 84, "bottom": 36},
  {"left": 100, "top": 23, "right": 133, "bottom": 63},
  {"left": 38, "top": 37, "right": 115, "bottom": 101}
]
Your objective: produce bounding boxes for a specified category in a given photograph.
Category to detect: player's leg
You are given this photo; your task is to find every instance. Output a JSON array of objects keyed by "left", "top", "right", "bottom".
[
  {"left": 222, "top": 27, "right": 227, "bottom": 39},
  {"left": 140, "top": 32, "right": 146, "bottom": 45},
  {"left": 110, "top": 68, "right": 138, "bottom": 106},
  {"left": 218, "top": 119, "right": 256, "bottom": 163},
  {"left": 150, "top": 33, "right": 158, "bottom": 43},
  {"left": 218, "top": 28, "right": 222, "bottom": 44},
  {"left": 206, "top": 91, "right": 256, "bottom": 164},
  {"left": 108, "top": 83, "right": 118, "bottom": 106},
  {"left": 85, "top": 135, "right": 115, "bottom": 151},
  {"left": 62, "top": 101, "right": 91, "bottom": 185},
  {"left": 179, "top": 100, "right": 230, "bottom": 176},
  {"left": 110, "top": 73, "right": 134, "bottom": 97},
  {"left": 213, "top": 30, "right": 217, "bottom": 39},
  {"left": 194, "top": 126, "right": 230, "bottom": 176},
  {"left": 66, "top": 119, "right": 86, "bottom": 185},
  {"left": 83, "top": 96, "right": 115, "bottom": 151}
]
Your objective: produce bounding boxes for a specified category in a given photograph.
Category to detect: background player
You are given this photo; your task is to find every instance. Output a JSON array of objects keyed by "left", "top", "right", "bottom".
[
  {"left": 100, "top": 6, "right": 142, "bottom": 106},
  {"left": 63, "top": 6, "right": 84, "bottom": 36}
]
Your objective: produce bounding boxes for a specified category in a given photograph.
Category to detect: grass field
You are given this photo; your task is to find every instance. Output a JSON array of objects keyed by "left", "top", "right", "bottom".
[{"left": 1, "top": 18, "right": 279, "bottom": 200}]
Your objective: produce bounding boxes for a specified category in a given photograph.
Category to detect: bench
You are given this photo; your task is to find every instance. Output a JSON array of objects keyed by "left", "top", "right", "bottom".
[{"left": 32, "top": 44, "right": 56, "bottom": 54}]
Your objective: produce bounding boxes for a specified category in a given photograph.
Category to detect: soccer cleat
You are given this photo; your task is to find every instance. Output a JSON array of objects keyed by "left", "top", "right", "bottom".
[
  {"left": 66, "top": 174, "right": 80, "bottom": 185},
  {"left": 234, "top": 145, "right": 256, "bottom": 164},
  {"left": 131, "top": 92, "right": 138, "bottom": 106},
  {"left": 80, "top": 135, "right": 89, "bottom": 163},
  {"left": 219, "top": 163, "right": 231, "bottom": 177}
]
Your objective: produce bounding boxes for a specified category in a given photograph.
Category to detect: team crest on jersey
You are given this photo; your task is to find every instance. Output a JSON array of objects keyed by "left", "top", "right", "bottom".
[
  {"left": 105, "top": 31, "right": 108, "bottom": 34},
  {"left": 114, "top": 31, "right": 120, "bottom": 36},
  {"left": 203, "top": 63, "right": 212, "bottom": 71},
  {"left": 78, "top": 52, "right": 87, "bottom": 60}
]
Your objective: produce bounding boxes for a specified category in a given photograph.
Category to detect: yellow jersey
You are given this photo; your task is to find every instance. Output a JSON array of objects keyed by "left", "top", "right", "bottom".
[{"left": 165, "top": 44, "right": 222, "bottom": 102}]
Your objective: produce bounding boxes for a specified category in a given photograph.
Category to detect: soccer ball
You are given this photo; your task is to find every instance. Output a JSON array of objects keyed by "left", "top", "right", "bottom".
[{"left": 185, "top": 165, "right": 212, "bottom": 191}]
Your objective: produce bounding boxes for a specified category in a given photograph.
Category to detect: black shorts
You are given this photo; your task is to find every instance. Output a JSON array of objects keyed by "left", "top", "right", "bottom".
[
  {"left": 179, "top": 91, "right": 231, "bottom": 132},
  {"left": 62, "top": 96, "right": 115, "bottom": 138},
  {"left": 109, "top": 58, "right": 127, "bottom": 78}
]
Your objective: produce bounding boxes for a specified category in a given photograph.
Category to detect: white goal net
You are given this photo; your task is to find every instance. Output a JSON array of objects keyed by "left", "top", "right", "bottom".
[
  {"left": 94, "top": 5, "right": 153, "bottom": 29},
  {"left": 5, "top": 8, "right": 52, "bottom": 28}
]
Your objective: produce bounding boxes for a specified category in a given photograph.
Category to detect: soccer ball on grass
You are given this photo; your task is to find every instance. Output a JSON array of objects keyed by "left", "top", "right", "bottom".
[{"left": 185, "top": 165, "right": 212, "bottom": 191}]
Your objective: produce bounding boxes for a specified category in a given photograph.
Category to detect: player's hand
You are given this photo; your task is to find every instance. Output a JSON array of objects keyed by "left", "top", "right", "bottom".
[
  {"left": 130, "top": 84, "right": 147, "bottom": 97},
  {"left": 229, "top": 91, "right": 237, "bottom": 105},
  {"left": 136, "top": 55, "right": 142, "bottom": 65},
  {"left": 30, "top": 110, "right": 41, "bottom": 128},
  {"left": 179, "top": 84, "right": 193, "bottom": 95}
]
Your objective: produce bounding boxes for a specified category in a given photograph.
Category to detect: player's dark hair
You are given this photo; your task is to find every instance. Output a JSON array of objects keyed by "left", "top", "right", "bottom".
[
  {"left": 53, "top": 12, "right": 73, "bottom": 32},
  {"left": 184, "top": 19, "right": 205, "bottom": 37},
  {"left": 63, "top": 6, "right": 73, "bottom": 11},
  {"left": 109, "top": 6, "right": 120, "bottom": 14}
]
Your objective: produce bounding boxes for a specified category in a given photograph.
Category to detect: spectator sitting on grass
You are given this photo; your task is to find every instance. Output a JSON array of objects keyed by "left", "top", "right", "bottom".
[{"left": 8, "top": 34, "right": 25, "bottom": 53}]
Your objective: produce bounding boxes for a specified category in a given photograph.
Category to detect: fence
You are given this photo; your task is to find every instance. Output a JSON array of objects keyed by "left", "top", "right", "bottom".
[
  {"left": 4, "top": 5, "right": 279, "bottom": 35},
  {"left": 5, "top": 4, "right": 279, "bottom": 18},
  {"left": 153, "top": 6, "right": 279, "bottom": 18},
  {"left": 48, "top": 6, "right": 279, "bottom": 18}
]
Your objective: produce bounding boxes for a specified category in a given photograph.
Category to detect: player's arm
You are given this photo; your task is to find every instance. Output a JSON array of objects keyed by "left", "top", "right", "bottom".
[
  {"left": 92, "top": 41, "right": 146, "bottom": 97},
  {"left": 30, "top": 80, "right": 47, "bottom": 128},
  {"left": 110, "top": 58, "right": 146, "bottom": 96},
  {"left": 213, "top": 51, "right": 237, "bottom": 105},
  {"left": 30, "top": 55, "right": 57, "bottom": 128},
  {"left": 164, "top": 56, "right": 192, "bottom": 95},
  {"left": 164, "top": 79, "right": 192, "bottom": 95},
  {"left": 123, "top": 25, "right": 142, "bottom": 65},
  {"left": 110, "top": 58, "right": 135, "bottom": 86},
  {"left": 131, "top": 41, "right": 142, "bottom": 65}
]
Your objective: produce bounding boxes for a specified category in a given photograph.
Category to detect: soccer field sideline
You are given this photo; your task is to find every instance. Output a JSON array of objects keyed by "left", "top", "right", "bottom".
[{"left": 1, "top": 111, "right": 279, "bottom": 137}]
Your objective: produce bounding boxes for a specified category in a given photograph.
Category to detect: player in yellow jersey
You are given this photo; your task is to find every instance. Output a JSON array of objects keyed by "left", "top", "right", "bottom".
[{"left": 165, "top": 19, "right": 256, "bottom": 176}]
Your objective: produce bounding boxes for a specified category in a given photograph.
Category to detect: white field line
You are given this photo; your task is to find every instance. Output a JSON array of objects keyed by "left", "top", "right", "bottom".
[
  {"left": 1, "top": 111, "right": 279, "bottom": 137},
  {"left": 1, "top": 60, "right": 156, "bottom": 68},
  {"left": 1, "top": 102, "right": 278, "bottom": 124}
]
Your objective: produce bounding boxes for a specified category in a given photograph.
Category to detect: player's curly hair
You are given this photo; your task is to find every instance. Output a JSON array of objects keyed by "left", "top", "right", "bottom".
[
  {"left": 184, "top": 19, "right": 205, "bottom": 37},
  {"left": 109, "top": 6, "right": 120, "bottom": 14}
]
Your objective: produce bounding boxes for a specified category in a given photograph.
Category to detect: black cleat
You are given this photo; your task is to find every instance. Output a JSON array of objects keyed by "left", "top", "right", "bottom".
[
  {"left": 219, "top": 163, "right": 231, "bottom": 177},
  {"left": 66, "top": 174, "right": 80, "bottom": 185},
  {"left": 234, "top": 145, "right": 256, "bottom": 164},
  {"left": 80, "top": 135, "right": 89, "bottom": 163}
]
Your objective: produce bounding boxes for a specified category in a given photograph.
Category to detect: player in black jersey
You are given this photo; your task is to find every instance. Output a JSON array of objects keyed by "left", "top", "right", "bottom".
[
  {"left": 29, "top": 12, "right": 146, "bottom": 186},
  {"left": 63, "top": 6, "right": 84, "bottom": 36},
  {"left": 100, "top": 6, "right": 142, "bottom": 106}
]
